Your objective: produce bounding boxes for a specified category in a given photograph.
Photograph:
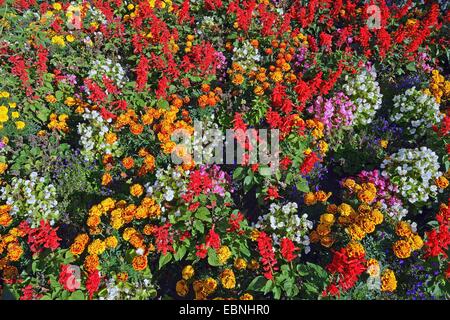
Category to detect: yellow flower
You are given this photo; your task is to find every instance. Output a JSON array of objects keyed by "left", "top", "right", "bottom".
[
  {"left": 105, "top": 236, "right": 118, "bottom": 249},
  {"left": 366, "top": 259, "right": 380, "bottom": 277},
  {"left": 408, "top": 234, "right": 424, "bottom": 251},
  {"left": 303, "top": 192, "right": 317, "bottom": 206},
  {"left": 51, "top": 35, "right": 65, "bottom": 47},
  {"left": 435, "top": 176, "right": 449, "bottom": 189},
  {"left": 176, "top": 280, "right": 189, "bottom": 297},
  {"left": 217, "top": 245, "right": 232, "bottom": 264},
  {"left": 130, "top": 184, "right": 144, "bottom": 197},
  {"left": 337, "top": 203, "right": 353, "bottom": 217},
  {"left": 234, "top": 258, "right": 247, "bottom": 270},
  {"left": 395, "top": 221, "right": 412, "bottom": 238},
  {"left": 240, "top": 293, "right": 254, "bottom": 300},
  {"left": 0, "top": 163, "right": 8, "bottom": 175},
  {"left": 220, "top": 269, "right": 236, "bottom": 289},
  {"left": 381, "top": 269, "right": 397, "bottom": 292},
  {"left": 8, "top": 102, "right": 16, "bottom": 108},
  {"left": 52, "top": 3, "right": 62, "bottom": 10},
  {"left": 11, "top": 111, "right": 19, "bottom": 119},
  {"left": 380, "top": 140, "right": 388, "bottom": 148},
  {"left": 346, "top": 224, "right": 366, "bottom": 241},
  {"left": 15, "top": 121, "right": 26, "bottom": 130},
  {"left": 87, "top": 239, "right": 106, "bottom": 255},
  {"left": 66, "top": 34, "right": 75, "bottom": 42},
  {"left": 346, "top": 241, "right": 365, "bottom": 258},
  {"left": 182, "top": 265, "right": 195, "bottom": 280},
  {"left": 319, "top": 213, "right": 335, "bottom": 225},
  {"left": 0, "top": 105, "right": 8, "bottom": 115},
  {"left": 0, "top": 113, "right": 9, "bottom": 123},
  {"left": 0, "top": 91, "right": 10, "bottom": 98},
  {"left": 393, "top": 239, "right": 411, "bottom": 259}
]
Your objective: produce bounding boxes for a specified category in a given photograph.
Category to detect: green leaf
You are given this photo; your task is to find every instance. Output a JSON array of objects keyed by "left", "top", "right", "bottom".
[
  {"left": 207, "top": 249, "right": 222, "bottom": 266},
  {"left": 233, "top": 167, "right": 244, "bottom": 180},
  {"left": 68, "top": 290, "right": 85, "bottom": 300},
  {"left": 258, "top": 166, "right": 271, "bottom": 177},
  {"left": 296, "top": 178, "right": 310, "bottom": 193},
  {"left": 157, "top": 99, "right": 170, "bottom": 110},
  {"left": 55, "top": 90, "right": 64, "bottom": 101},
  {"left": 193, "top": 220, "right": 204, "bottom": 233},
  {"left": 159, "top": 252, "right": 173, "bottom": 269},
  {"left": 195, "top": 207, "right": 212, "bottom": 222},
  {"left": 247, "top": 276, "right": 267, "bottom": 291},
  {"left": 174, "top": 245, "right": 187, "bottom": 261}
]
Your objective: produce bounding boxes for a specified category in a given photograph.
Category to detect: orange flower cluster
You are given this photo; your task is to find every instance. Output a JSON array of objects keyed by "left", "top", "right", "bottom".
[
  {"left": 311, "top": 184, "right": 384, "bottom": 247},
  {"left": 392, "top": 221, "right": 423, "bottom": 259},
  {"left": 47, "top": 113, "right": 69, "bottom": 133},
  {"left": 198, "top": 84, "right": 222, "bottom": 108}
]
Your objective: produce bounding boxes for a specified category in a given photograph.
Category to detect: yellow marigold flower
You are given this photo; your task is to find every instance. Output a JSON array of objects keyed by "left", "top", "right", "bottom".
[
  {"left": 0, "top": 163, "right": 8, "bottom": 175},
  {"left": 435, "top": 176, "right": 449, "bottom": 189},
  {"left": 360, "top": 218, "right": 376, "bottom": 234},
  {"left": 395, "top": 221, "right": 412, "bottom": 238},
  {"left": 346, "top": 241, "right": 365, "bottom": 258},
  {"left": 84, "top": 254, "right": 99, "bottom": 272},
  {"left": 105, "top": 132, "right": 118, "bottom": 145},
  {"left": 132, "top": 255, "right": 148, "bottom": 271},
  {"left": 380, "top": 140, "right": 388, "bottom": 148},
  {"left": 319, "top": 213, "right": 335, "bottom": 225},
  {"left": 204, "top": 277, "right": 218, "bottom": 294},
  {"left": 130, "top": 183, "right": 144, "bottom": 197},
  {"left": 357, "top": 189, "right": 376, "bottom": 204},
  {"left": 88, "top": 239, "right": 106, "bottom": 255},
  {"left": 337, "top": 203, "right": 353, "bottom": 217},
  {"left": 317, "top": 223, "right": 331, "bottom": 236},
  {"left": 240, "top": 293, "right": 254, "bottom": 300},
  {"left": 232, "top": 74, "right": 244, "bottom": 85},
  {"left": 217, "top": 245, "right": 232, "bottom": 264},
  {"left": 303, "top": 192, "right": 317, "bottom": 206},
  {"left": 51, "top": 35, "right": 66, "bottom": 47},
  {"left": 87, "top": 215, "right": 101, "bottom": 228},
  {"left": 101, "top": 173, "right": 112, "bottom": 186},
  {"left": 346, "top": 224, "right": 366, "bottom": 241},
  {"left": 182, "top": 265, "right": 195, "bottom": 280},
  {"left": 253, "top": 86, "right": 264, "bottom": 96},
  {"left": 11, "top": 111, "right": 19, "bottom": 119},
  {"left": 220, "top": 269, "right": 236, "bottom": 289},
  {"left": 366, "top": 258, "right": 380, "bottom": 277},
  {"left": 247, "top": 259, "right": 260, "bottom": 270},
  {"left": 393, "top": 239, "right": 411, "bottom": 259},
  {"left": 315, "top": 190, "right": 331, "bottom": 202},
  {"left": 234, "top": 258, "right": 247, "bottom": 270},
  {"left": 105, "top": 236, "right": 118, "bottom": 249},
  {"left": 408, "top": 234, "right": 424, "bottom": 251},
  {"left": 176, "top": 280, "right": 189, "bottom": 297},
  {"left": 271, "top": 71, "right": 283, "bottom": 82},
  {"left": 75, "top": 233, "right": 90, "bottom": 246},
  {"left": 381, "top": 269, "right": 397, "bottom": 292},
  {"left": 123, "top": 227, "right": 137, "bottom": 241},
  {"left": 117, "top": 272, "right": 128, "bottom": 282},
  {"left": 70, "top": 241, "right": 85, "bottom": 255},
  {"left": 7, "top": 243, "right": 23, "bottom": 261}
]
